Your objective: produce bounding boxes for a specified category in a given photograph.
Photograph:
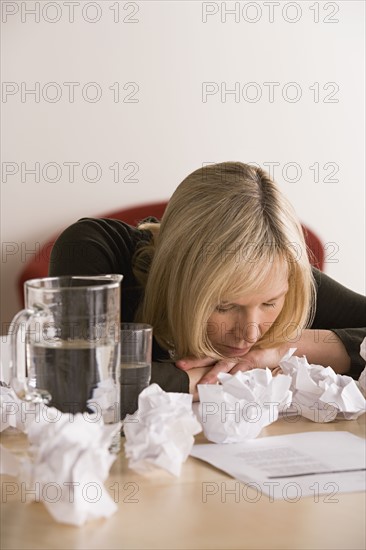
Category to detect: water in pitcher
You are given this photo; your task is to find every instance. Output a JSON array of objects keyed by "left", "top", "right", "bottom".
[
  {"left": 120, "top": 362, "right": 151, "bottom": 420},
  {"left": 28, "top": 340, "right": 119, "bottom": 415}
]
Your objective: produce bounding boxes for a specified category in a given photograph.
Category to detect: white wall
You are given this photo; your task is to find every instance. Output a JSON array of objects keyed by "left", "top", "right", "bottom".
[{"left": 1, "top": 0, "right": 365, "bottom": 331}]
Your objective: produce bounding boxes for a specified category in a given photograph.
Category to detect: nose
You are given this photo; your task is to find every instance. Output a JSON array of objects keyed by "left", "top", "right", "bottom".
[{"left": 234, "top": 313, "right": 261, "bottom": 345}]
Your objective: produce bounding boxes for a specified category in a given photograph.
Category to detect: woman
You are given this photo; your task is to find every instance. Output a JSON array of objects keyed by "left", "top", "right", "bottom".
[{"left": 49, "top": 162, "right": 366, "bottom": 398}]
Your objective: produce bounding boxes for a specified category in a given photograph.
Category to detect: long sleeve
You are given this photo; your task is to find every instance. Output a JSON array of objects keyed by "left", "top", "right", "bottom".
[
  {"left": 49, "top": 217, "right": 190, "bottom": 392},
  {"left": 150, "top": 361, "right": 189, "bottom": 392},
  {"left": 49, "top": 217, "right": 145, "bottom": 322},
  {"left": 311, "top": 268, "right": 366, "bottom": 378}
]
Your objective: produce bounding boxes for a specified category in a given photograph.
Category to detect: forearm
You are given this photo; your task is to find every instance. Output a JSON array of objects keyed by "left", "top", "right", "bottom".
[
  {"left": 176, "top": 328, "right": 359, "bottom": 390},
  {"left": 292, "top": 329, "right": 351, "bottom": 374}
]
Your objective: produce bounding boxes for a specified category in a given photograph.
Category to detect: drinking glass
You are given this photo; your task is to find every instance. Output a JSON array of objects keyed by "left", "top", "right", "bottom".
[{"left": 120, "top": 323, "right": 152, "bottom": 422}]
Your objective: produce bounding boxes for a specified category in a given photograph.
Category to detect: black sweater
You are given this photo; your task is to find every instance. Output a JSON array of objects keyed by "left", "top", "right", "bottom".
[{"left": 49, "top": 217, "right": 366, "bottom": 391}]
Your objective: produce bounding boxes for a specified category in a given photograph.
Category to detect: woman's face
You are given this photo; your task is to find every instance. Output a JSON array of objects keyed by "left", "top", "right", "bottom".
[{"left": 207, "top": 265, "right": 289, "bottom": 358}]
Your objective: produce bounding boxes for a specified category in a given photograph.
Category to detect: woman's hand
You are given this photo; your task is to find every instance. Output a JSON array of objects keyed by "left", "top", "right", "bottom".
[{"left": 176, "top": 345, "right": 288, "bottom": 385}]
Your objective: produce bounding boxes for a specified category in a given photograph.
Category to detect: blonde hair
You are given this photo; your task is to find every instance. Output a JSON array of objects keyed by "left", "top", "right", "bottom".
[{"left": 133, "top": 162, "right": 315, "bottom": 359}]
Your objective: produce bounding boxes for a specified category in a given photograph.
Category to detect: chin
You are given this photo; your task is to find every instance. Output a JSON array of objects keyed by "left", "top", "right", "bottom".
[{"left": 216, "top": 345, "right": 252, "bottom": 358}]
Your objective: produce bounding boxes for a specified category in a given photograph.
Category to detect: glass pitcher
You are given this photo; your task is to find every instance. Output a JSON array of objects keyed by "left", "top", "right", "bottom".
[{"left": 9, "top": 275, "right": 122, "bottom": 424}]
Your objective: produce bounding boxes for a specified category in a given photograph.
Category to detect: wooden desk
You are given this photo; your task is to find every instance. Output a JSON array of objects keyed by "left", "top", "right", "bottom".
[{"left": 1, "top": 414, "right": 365, "bottom": 550}]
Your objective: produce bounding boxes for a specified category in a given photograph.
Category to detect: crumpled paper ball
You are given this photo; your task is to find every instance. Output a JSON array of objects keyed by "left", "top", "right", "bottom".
[
  {"left": 1, "top": 403, "right": 121, "bottom": 526},
  {"left": 279, "top": 349, "right": 366, "bottom": 422},
  {"left": 0, "top": 384, "right": 28, "bottom": 433},
  {"left": 124, "top": 383, "right": 202, "bottom": 476},
  {"left": 198, "top": 368, "right": 292, "bottom": 443}
]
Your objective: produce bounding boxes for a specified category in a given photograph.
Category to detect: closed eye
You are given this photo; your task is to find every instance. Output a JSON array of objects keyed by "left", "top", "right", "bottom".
[
  {"left": 263, "top": 302, "right": 276, "bottom": 308},
  {"left": 215, "top": 304, "right": 236, "bottom": 313}
]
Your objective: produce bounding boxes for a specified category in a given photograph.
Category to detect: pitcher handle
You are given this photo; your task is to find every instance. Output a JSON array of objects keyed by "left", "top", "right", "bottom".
[{"left": 8, "top": 308, "right": 51, "bottom": 404}]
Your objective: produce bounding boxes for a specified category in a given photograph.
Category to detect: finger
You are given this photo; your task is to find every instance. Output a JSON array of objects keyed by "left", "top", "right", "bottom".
[
  {"left": 198, "top": 360, "right": 237, "bottom": 384},
  {"left": 229, "top": 361, "right": 256, "bottom": 374},
  {"left": 176, "top": 356, "right": 217, "bottom": 371},
  {"left": 271, "top": 366, "right": 283, "bottom": 377}
]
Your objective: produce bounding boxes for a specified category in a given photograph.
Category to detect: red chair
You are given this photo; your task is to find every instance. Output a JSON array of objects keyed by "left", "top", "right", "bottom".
[
  {"left": 301, "top": 225, "right": 325, "bottom": 272},
  {"left": 17, "top": 201, "right": 324, "bottom": 305}
]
